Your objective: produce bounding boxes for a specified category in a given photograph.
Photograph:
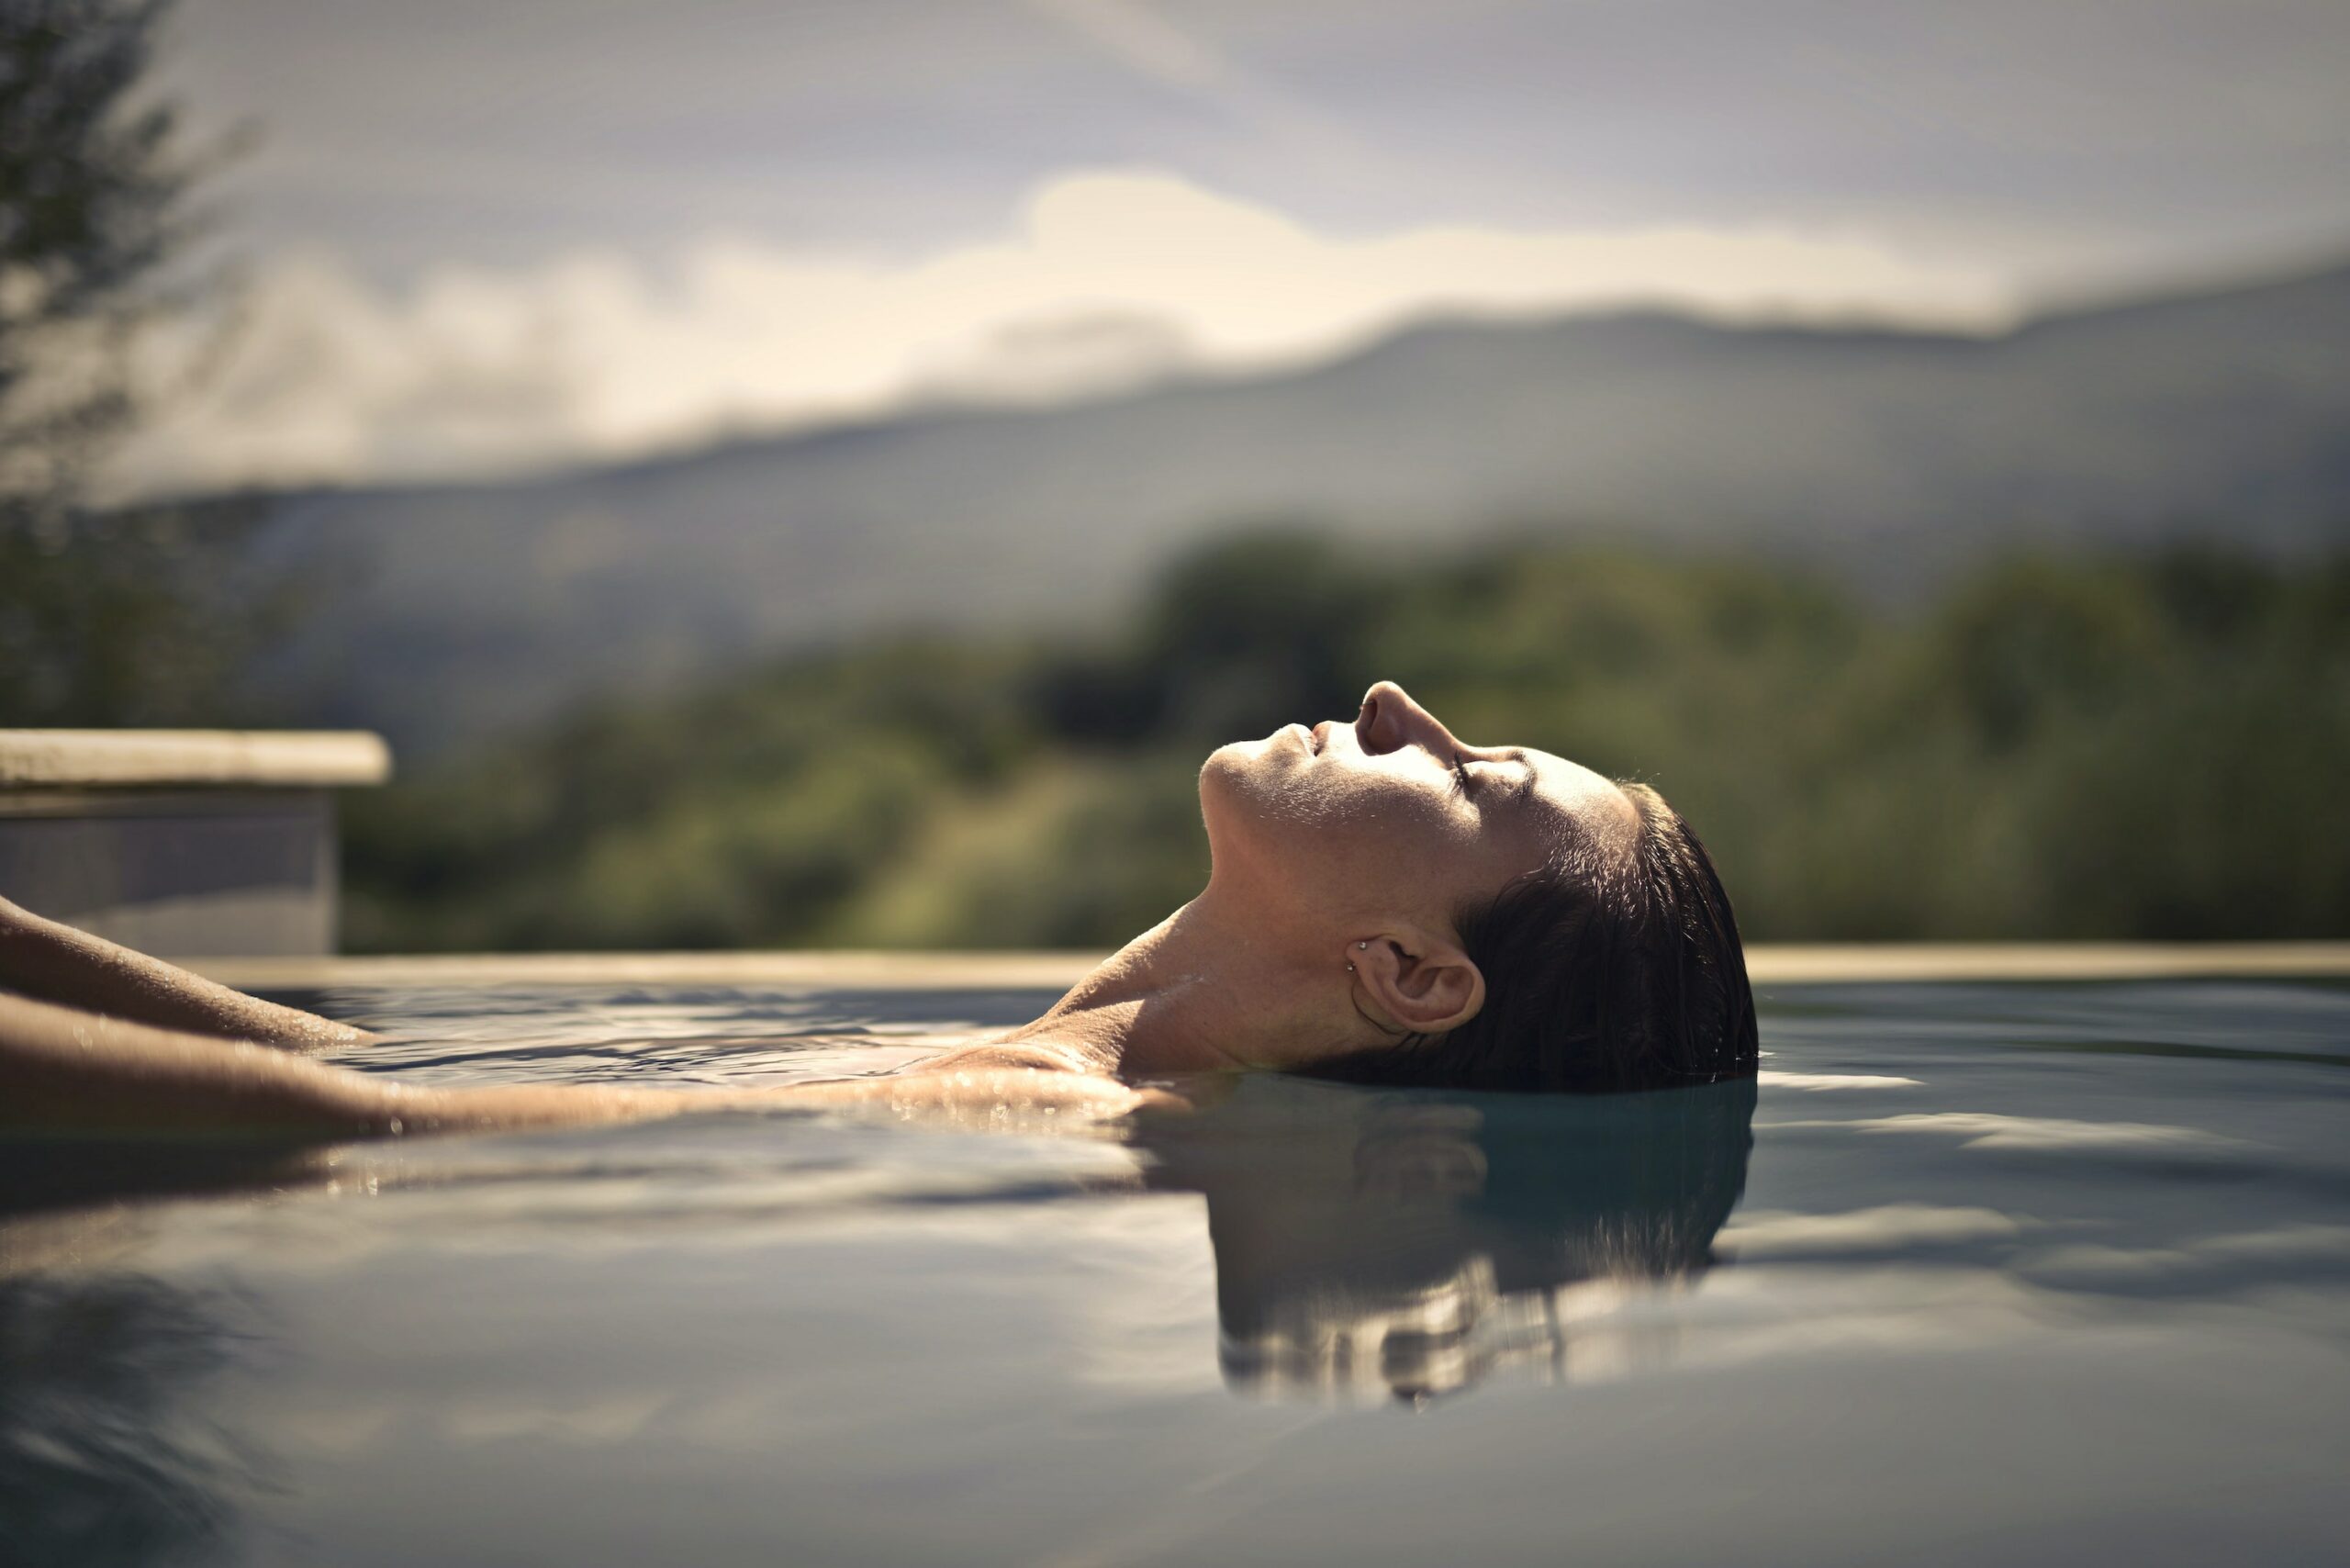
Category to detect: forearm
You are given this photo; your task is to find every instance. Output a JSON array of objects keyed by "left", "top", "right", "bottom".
[
  {"left": 0, "top": 895, "right": 370, "bottom": 1050},
  {"left": 0, "top": 991, "right": 1160, "bottom": 1141},
  {"left": 1, "top": 991, "right": 397, "bottom": 1135},
  {"left": 0, "top": 991, "right": 688, "bottom": 1137}
]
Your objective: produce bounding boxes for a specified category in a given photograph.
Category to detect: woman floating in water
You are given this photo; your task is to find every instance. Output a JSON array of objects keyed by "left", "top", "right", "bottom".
[{"left": 0, "top": 682, "right": 1755, "bottom": 1134}]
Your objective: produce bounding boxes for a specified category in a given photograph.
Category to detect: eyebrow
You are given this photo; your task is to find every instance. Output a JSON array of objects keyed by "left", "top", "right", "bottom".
[{"left": 1505, "top": 748, "right": 1538, "bottom": 802}]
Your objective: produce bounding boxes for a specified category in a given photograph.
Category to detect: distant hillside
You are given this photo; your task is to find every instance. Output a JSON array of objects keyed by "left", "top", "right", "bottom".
[{"left": 244, "top": 260, "right": 2350, "bottom": 754}]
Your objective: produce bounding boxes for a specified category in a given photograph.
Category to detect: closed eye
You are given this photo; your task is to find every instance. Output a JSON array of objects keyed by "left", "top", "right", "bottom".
[{"left": 1450, "top": 752, "right": 1474, "bottom": 794}]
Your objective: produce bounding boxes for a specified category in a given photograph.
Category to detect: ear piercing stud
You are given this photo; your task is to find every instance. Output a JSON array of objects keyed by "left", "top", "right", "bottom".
[{"left": 1347, "top": 939, "right": 1368, "bottom": 975}]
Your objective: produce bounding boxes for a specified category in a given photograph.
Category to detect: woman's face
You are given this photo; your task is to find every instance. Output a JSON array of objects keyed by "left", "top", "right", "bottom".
[{"left": 1199, "top": 680, "right": 1638, "bottom": 936}]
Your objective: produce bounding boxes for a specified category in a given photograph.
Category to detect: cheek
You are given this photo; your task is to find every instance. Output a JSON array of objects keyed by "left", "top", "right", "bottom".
[{"left": 1203, "top": 747, "right": 1475, "bottom": 877}]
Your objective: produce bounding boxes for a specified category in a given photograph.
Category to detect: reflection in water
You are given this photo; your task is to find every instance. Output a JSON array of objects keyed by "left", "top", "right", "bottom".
[
  {"left": 2, "top": 984, "right": 2336, "bottom": 1563},
  {"left": 0, "top": 1077, "right": 1760, "bottom": 1566},
  {"left": 0, "top": 1145, "right": 310, "bottom": 1568},
  {"left": 0, "top": 1267, "right": 259, "bottom": 1568},
  {"left": 1134, "top": 1077, "right": 1757, "bottom": 1404}
]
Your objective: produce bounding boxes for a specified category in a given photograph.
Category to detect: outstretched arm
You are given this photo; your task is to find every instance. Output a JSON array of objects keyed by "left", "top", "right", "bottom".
[
  {"left": 0, "top": 991, "right": 655, "bottom": 1136},
  {"left": 0, "top": 991, "right": 1166, "bottom": 1141},
  {"left": 0, "top": 895, "right": 371, "bottom": 1050}
]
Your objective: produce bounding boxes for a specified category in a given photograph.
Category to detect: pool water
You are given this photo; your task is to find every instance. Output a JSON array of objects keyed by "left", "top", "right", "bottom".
[{"left": 5, "top": 978, "right": 2347, "bottom": 1566}]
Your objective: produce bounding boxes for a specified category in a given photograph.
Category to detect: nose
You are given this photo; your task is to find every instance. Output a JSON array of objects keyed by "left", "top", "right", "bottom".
[{"left": 1355, "top": 680, "right": 1462, "bottom": 759}]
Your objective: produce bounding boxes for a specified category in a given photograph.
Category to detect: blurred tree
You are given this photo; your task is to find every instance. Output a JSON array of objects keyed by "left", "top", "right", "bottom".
[
  {"left": 1139, "top": 530, "right": 1392, "bottom": 741},
  {"left": 1025, "top": 528, "right": 1393, "bottom": 747},
  {"left": 0, "top": 0, "right": 269, "bottom": 727},
  {"left": 1926, "top": 556, "right": 2168, "bottom": 752},
  {"left": 1, "top": 0, "right": 195, "bottom": 502},
  {"left": 344, "top": 533, "right": 2350, "bottom": 951}
]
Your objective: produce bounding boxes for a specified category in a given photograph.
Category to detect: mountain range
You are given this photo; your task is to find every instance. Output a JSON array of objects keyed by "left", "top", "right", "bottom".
[{"left": 242, "top": 259, "right": 2350, "bottom": 756}]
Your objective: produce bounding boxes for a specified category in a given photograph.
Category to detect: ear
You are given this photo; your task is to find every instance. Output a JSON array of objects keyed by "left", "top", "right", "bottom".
[{"left": 1351, "top": 928, "right": 1485, "bottom": 1036}]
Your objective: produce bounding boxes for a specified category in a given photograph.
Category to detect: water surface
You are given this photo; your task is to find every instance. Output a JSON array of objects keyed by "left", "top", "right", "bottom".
[{"left": 5, "top": 979, "right": 2346, "bottom": 1566}]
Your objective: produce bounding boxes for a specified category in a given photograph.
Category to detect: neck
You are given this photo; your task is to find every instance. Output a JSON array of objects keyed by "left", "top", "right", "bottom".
[{"left": 1003, "top": 881, "right": 1348, "bottom": 1079}]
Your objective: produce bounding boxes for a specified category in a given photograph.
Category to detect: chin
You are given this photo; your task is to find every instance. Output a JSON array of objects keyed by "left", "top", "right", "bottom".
[
  {"left": 1197, "top": 739, "right": 1258, "bottom": 805},
  {"left": 1196, "top": 735, "right": 1292, "bottom": 845}
]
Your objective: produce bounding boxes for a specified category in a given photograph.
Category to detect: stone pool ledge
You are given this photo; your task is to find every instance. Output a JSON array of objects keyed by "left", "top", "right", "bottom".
[
  {"left": 1, "top": 728, "right": 391, "bottom": 958},
  {"left": 190, "top": 941, "right": 2350, "bottom": 993}
]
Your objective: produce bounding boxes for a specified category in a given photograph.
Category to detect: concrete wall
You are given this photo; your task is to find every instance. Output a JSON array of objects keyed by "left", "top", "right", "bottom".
[{"left": 0, "top": 790, "right": 339, "bottom": 957}]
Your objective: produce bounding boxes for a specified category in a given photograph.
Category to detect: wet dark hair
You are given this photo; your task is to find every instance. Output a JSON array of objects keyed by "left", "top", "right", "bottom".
[
  {"left": 1136, "top": 1072, "right": 1760, "bottom": 1403},
  {"left": 1310, "top": 781, "right": 1758, "bottom": 1093}
]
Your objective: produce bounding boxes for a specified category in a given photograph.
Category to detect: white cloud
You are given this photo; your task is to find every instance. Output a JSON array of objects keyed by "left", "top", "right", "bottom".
[{"left": 106, "top": 169, "right": 2017, "bottom": 498}]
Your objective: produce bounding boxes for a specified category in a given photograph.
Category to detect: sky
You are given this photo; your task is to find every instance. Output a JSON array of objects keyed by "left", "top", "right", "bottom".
[{"left": 109, "top": 0, "right": 2350, "bottom": 496}]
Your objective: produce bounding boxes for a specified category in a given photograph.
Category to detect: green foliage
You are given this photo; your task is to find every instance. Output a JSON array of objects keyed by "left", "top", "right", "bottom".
[
  {"left": 829, "top": 753, "right": 1211, "bottom": 949},
  {"left": 343, "top": 638, "right": 1040, "bottom": 950},
  {"left": 0, "top": 498, "right": 285, "bottom": 725},
  {"left": 344, "top": 534, "right": 2350, "bottom": 950}
]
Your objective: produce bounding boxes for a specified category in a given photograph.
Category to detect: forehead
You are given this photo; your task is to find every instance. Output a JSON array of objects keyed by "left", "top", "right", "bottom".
[{"left": 1518, "top": 748, "right": 1639, "bottom": 853}]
